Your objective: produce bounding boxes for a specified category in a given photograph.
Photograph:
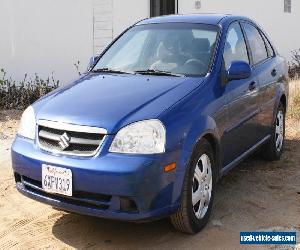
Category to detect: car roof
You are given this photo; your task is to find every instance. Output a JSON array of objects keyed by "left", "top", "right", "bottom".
[
  {"left": 136, "top": 14, "right": 234, "bottom": 26},
  {"left": 136, "top": 14, "right": 251, "bottom": 25}
]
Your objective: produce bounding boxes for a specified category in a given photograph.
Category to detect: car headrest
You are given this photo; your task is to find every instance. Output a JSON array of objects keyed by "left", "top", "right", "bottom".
[{"left": 190, "top": 38, "right": 210, "bottom": 53}]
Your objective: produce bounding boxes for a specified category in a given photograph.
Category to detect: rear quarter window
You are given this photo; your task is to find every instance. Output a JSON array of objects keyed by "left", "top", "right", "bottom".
[{"left": 261, "top": 32, "right": 275, "bottom": 58}]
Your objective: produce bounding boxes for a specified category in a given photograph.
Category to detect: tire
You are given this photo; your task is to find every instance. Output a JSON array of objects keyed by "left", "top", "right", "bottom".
[
  {"left": 261, "top": 102, "right": 285, "bottom": 161},
  {"left": 170, "top": 139, "right": 216, "bottom": 234}
]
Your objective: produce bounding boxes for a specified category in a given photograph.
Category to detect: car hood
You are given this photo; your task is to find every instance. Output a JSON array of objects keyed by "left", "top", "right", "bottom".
[{"left": 35, "top": 73, "right": 205, "bottom": 133}]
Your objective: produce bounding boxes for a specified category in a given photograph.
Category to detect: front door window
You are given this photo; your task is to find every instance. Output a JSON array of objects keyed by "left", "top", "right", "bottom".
[{"left": 223, "top": 22, "right": 249, "bottom": 70}]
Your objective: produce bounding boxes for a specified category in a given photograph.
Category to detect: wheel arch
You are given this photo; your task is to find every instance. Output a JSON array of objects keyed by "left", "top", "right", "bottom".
[
  {"left": 201, "top": 133, "right": 221, "bottom": 179},
  {"left": 180, "top": 115, "right": 222, "bottom": 179},
  {"left": 172, "top": 115, "right": 222, "bottom": 207},
  {"left": 272, "top": 81, "right": 288, "bottom": 124}
]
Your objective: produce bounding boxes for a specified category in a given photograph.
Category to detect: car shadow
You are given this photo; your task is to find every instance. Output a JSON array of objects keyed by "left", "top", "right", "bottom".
[
  {"left": 51, "top": 139, "right": 300, "bottom": 249},
  {"left": 51, "top": 214, "right": 189, "bottom": 249}
]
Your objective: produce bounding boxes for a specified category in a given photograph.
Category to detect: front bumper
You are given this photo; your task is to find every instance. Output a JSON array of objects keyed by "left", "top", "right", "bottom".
[{"left": 11, "top": 136, "right": 181, "bottom": 221}]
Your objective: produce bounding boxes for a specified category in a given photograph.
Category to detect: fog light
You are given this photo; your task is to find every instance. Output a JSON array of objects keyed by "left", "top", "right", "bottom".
[{"left": 120, "top": 197, "right": 138, "bottom": 212}]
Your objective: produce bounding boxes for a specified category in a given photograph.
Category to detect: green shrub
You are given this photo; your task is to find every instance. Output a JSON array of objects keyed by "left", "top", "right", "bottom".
[{"left": 0, "top": 69, "right": 59, "bottom": 110}]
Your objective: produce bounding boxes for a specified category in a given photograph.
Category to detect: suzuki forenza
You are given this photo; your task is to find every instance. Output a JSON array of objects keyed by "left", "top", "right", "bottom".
[{"left": 12, "top": 14, "right": 288, "bottom": 233}]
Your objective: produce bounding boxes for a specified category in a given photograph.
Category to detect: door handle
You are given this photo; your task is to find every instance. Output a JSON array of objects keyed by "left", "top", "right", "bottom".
[
  {"left": 249, "top": 81, "right": 257, "bottom": 91},
  {"left": 271, "top": 69, "right": 277, "bottom": 77}
]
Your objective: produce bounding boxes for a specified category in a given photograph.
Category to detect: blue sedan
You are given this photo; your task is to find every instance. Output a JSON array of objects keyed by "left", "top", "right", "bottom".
[{"left": 11, "top": 14, "right": 288, "bottom": 234}]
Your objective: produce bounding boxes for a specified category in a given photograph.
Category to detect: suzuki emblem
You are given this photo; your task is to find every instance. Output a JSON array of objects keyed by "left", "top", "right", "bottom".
[{"left": 59, "top": 132, "right": 71, "bottom": 150}]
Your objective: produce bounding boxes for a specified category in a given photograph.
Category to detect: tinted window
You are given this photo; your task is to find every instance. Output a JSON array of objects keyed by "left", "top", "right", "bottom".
[
  {"left": 223, "top": 22, "right": 249, "bottom": 70},
  {"left": 243, "top": 23, "right": 268, "bottom": 65}
]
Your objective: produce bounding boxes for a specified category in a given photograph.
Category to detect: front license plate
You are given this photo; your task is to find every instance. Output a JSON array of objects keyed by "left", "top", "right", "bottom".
[{"left": 42, "top": 165, "right": 72, "bottom": 196}]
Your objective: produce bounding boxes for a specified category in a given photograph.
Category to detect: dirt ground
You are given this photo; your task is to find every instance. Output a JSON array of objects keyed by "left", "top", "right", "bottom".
[{"left": 0, "top": 110, "right": 299, "bottom": 250}]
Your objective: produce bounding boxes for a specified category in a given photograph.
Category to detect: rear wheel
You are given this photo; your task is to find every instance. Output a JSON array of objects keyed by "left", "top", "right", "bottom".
[
  {"left": 261, "top": 102, "right": 285, "bottom": 161},
  {"left": 170, "top": 139, "right": 216, "bottom": 234}
]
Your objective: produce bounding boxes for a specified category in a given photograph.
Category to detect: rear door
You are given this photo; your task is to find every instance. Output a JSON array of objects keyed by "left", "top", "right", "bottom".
[
  {"left": 221, "top": 22, "right": 261, "bottom": 167},
  {"left": 241, "top": 22, "right": 279, "bottom": 139}
]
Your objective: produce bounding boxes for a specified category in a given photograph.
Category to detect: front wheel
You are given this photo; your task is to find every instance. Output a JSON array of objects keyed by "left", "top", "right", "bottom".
[
  {"left": 170, "top": 139, "right": 216, "bottom": 234},
  {"left": 261, "top": 102, "right": 285, "bottom": 161}
]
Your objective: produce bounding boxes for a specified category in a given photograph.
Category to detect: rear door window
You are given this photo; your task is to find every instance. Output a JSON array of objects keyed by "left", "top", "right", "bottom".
[{"left": 242, "top": 23, "right": 268, "bottom": 65}]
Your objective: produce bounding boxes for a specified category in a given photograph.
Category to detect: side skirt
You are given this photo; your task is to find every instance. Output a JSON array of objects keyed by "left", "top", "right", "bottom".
[{"left": 220, "top": 135, "right": 271, "bottom": 177}]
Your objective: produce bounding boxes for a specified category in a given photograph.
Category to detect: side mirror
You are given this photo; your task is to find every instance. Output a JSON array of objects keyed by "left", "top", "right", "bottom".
[
  {"left": 88, "top": 56, "right": 99, "bottom": 71},
  {"left": 227, "top": 61, "right": 252, "bottom": 81}
]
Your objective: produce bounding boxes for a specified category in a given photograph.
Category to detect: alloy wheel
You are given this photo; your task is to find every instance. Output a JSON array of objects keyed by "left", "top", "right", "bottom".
[
  {"left": 192, "top": 153, "right": 212, "bottom": 219},
  {"left": 275, "top": 110, "right": 284, "bottom": 152}
]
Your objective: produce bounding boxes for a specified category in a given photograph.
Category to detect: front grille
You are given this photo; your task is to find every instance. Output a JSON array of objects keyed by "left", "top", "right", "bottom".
[
  {"left": 20, "top": 175, "right": 112, "bottom": 210},
  {"left": 37, "top": 121, "right": 106, "bottom": 157}
]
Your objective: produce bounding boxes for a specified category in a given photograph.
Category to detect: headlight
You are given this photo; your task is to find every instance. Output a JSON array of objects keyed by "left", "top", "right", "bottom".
[
  {"left": 18, "top": 106, "right": 36, "bottom": 140},
  {"left": 109, "top": 119, "right": 166, "bottom": 154}
]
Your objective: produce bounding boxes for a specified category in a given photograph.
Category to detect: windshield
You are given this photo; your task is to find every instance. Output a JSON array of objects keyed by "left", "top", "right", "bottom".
[{"left": 93, "top": 23, "right": 219, "bottom": 77}]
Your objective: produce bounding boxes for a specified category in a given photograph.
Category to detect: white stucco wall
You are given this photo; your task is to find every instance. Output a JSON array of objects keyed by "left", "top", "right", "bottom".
[
  {"left": 178, "top": 0, "right": 300, "bottom": 60},
  {"left": 112, "top": 0, "right": 149, "bottom": 38},
  {"left": 0, "top": 0, "right": 150, "bottom": 83},
  {"left": 0, "top": 0, "right": 94, "bottom": 83},
  {"left": 93, "top": 0, "right": 113, "bottom": 54},
  {"left": 93, "top": 0, "right": 149, "bottom": 54}
]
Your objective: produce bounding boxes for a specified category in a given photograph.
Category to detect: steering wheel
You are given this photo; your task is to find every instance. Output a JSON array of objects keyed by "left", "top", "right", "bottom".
[{"left": 183, "top": 59, "right": 206, "bottom": 69}]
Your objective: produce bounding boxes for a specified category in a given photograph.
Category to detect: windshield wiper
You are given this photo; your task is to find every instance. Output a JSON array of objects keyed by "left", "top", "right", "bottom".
[
  {"left": 92, "top": 68, "right": 135, "bottom": 75},
  {"left": 134, "top": 69, "right": 184, "bottom": 77}
]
